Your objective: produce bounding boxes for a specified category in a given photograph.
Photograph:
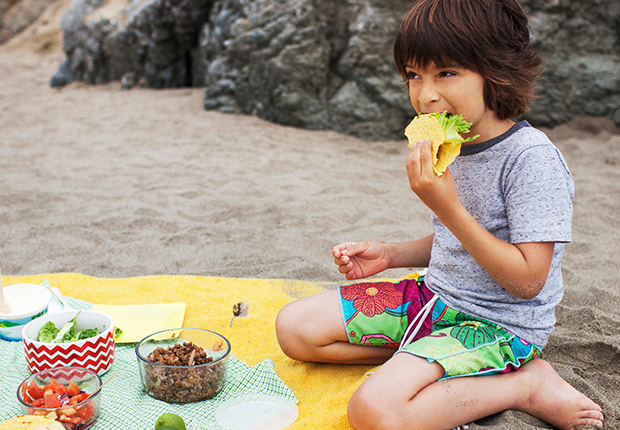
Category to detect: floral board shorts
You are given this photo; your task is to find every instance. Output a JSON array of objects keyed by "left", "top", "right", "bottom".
[{"left": 338, "top": 273, "right": 542, "bottom": 379}]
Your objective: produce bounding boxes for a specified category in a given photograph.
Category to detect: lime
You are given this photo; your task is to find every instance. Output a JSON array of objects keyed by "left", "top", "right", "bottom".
[{"left": 155, "top": 413, "right": 186, "bottom": 430}]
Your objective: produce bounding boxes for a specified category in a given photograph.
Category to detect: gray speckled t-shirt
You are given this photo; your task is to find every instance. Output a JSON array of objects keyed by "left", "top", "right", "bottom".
[{"left": 425, "top": 121, "right": 574, "bottom": 347}]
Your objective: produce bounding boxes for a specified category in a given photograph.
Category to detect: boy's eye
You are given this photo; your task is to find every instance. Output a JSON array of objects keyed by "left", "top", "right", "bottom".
[
  {"left": 407, "top": 71, "right": 419, "bottom": 80},
  {"left": 439, "top": 70, "right": 456, "bottom": 77}
]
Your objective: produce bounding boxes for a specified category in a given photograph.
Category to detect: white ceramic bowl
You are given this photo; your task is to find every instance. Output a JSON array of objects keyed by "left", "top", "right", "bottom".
[
  {"left": 0, "top": 283, "right": 51, "bottom": 341},
  {"left": 22, "top": 310, "right": 116, "bottom": 375}
]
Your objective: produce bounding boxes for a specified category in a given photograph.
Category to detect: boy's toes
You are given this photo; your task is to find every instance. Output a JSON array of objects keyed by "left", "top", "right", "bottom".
[{"left": 573, "top": 410, "right": 604, "bottom": 429}]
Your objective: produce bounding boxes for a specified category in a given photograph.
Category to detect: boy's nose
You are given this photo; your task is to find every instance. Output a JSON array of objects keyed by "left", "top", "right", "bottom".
[{"left": 417, "top": 83, "right": 440, "bottom": 106}]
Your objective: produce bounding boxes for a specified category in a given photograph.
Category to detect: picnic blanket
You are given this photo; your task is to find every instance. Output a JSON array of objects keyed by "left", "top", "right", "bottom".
[{"left": 1, "top": 273, "right": 374, "bottom": 429}]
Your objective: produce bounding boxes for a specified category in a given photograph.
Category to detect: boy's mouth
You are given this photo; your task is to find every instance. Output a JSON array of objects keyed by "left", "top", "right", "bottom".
[{"left": 423, "top": 111, "right": 453, "bottom": 117}]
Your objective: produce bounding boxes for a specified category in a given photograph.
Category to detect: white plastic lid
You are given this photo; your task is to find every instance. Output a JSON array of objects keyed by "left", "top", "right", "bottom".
[{"left": 216, "top": 395, "right": 299, "bottom": 430}]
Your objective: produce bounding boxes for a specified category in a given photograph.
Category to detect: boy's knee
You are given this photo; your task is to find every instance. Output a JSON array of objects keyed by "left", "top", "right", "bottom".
[
  {"left": 348, "top": 387, "right": 398, "bottom": 430},
  {"left": 275, "top": 303, "right": 303, "bottom": 359}
]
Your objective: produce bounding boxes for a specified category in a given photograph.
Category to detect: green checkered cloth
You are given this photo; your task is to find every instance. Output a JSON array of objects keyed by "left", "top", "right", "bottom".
[{"left": 0, "top": 281, "right": 297, "bottom": 429}]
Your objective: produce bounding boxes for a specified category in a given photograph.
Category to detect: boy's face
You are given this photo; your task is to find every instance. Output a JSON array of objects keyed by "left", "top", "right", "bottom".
[{"left": 405, "top": 61, "right": 513, "bottom": 143}]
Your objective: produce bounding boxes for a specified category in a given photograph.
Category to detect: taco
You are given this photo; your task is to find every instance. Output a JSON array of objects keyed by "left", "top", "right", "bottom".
[
  {"left": 0, "top": 416, "right": 64, "bottom": 430},
  {"left": 404, "top": 111, "right": 479, "bottom": 175}
]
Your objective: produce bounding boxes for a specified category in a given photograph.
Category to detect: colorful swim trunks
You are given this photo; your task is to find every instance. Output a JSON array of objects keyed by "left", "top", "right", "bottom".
[{"left": 339, "top": 274, "right": 541, "bottom": 379}]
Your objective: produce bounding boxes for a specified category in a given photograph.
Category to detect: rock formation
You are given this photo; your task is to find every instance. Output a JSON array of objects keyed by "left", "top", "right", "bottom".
[
  {"left": 0, "top": 0, "right": 57, "bottom": 42},
  {"left": 33, "top": 0, "right": 620, "bottom": 139}
]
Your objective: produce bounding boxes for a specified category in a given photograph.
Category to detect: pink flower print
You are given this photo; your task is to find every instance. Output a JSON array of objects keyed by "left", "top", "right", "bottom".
[{"left": 341, "top": 282, "right": 403, "bottom": 317}]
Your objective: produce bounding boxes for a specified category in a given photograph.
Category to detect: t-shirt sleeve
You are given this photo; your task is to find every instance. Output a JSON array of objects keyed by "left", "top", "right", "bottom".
[{"left": 504, "top": 144, "right": 575, "bottom": 244}]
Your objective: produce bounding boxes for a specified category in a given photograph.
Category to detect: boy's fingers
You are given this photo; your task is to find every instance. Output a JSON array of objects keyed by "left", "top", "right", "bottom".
[
  {"left": 346, "top": 241, "right": 370, "bottom": 257},
  {"left": 408, "top": 139, "right": 429, "bottom": 178},
  {"left": 418, "top": 139, "right": 433, "bottom": 173},
  {"left": 332, "top": 242, "right": 352, "bottom": 258}
]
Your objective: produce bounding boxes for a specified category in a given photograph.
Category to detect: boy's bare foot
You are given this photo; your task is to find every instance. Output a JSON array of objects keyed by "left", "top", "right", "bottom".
[{"left": 517, "top": 358, "right": 604, "bottom": 429}]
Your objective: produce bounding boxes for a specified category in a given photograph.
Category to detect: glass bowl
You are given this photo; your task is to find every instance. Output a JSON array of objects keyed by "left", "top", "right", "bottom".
[
  {"left": 17, "top": 366, "right": 102, "bottom": 429},
  {"left": 135, "top": 328, "right": 230, "bottom": 403}
]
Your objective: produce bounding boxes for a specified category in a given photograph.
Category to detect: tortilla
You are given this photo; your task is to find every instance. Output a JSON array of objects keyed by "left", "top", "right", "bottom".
[
  {"left": 0, "top": 416, "right": 64, "bottom": 430},
  {"left": 404, "top": 115, "right": 461, "bottom": 176}
]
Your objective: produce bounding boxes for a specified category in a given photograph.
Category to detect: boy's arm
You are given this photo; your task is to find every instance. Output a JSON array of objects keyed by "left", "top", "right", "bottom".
[
  {"left": 333, "top": 234, "right": 433, "bottom": 280},
  {"left": 384, "top": 235, "right": 434, "bottom": 269},
  {"left": 407, "top": 140, "right": 554, "bottom": 299},
  {"left": 438, "top": 204, "right": 554, "bottom": 299}
]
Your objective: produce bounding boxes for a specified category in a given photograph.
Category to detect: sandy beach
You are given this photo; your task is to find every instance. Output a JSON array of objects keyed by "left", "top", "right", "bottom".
[{"left": 1, "top": 3, "right": 619, "bottom": 429}]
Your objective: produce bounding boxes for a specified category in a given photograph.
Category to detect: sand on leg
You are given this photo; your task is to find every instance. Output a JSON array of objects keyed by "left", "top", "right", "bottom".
[{"left": 347, "top": 353, "right": 603, "bottom": 430}]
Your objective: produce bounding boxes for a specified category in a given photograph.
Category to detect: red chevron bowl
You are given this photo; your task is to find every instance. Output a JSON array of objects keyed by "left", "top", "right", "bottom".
[
  {"left": 22, "top": 310, "right": 115, "bottom": 376},
  {"left": 17, "top": 366, "right": 102, "bottom": 429}
]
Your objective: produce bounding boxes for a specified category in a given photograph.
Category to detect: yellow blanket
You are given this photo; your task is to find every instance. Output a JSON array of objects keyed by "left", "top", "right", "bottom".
[{"left": 6, "top": 273, "right": 373, "bottom": 429}]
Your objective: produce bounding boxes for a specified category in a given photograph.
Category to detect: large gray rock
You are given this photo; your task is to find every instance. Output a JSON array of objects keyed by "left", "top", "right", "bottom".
[
  {"left": 520, "top": 0, "right": 620, "bottom": 128},
  {"left": 0, "top": 0, "right": 57, "bottom": 42},
  {"left": 51, "top": 0, "right": 213, "bottom": 87},
  {"left": 200, "top": 0, "right": 412, "bottom": 137},
  {"left": 50, "top": 0, "right": 620, "bottom": 139}
]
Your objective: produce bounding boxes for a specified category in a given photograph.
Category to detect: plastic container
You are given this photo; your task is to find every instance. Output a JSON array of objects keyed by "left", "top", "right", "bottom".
[{"left": 0, "top": 283, "right": 51, "bottom": 341}]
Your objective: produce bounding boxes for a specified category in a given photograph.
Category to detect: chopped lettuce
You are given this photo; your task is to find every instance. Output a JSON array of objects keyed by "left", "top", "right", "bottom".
[
  {"left": 53, "top": 312, "right": 80, "bottom": 343},
  {"left": 38, "top": 321, "right": 60, "bottom": 343},
  {"left": 429, "top": 111, "right": 480, "bottom": 144},
  {"left": 77, "top": 328, "right": 99, "bottom": 340},
  {"left": 37, "top": 311, "right": 122, "bottom": 343}
]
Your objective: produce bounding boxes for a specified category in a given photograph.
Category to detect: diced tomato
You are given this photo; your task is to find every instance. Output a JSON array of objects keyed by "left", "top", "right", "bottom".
[
  {"left": 44, "top": 392, "right": 61, "bottom": 408},
  {"left": 20, "top": 377, "right": 92, "bottom": 419},
  {"left": 49, "top": 378, "right": 59, "bottom": 391},
  {"left": 20, "top": 382, "right": 28, "bottom": 401},
  {"left": 50, "top": 378, "right": 67, "bottom": 396},
  {"left": 58, "top": 414, "right": 82, "bottom": 425},
  {"left": 67, "top": 380, "right": 81, "bottom": 397},
  {"left": 72, "top": 393, "right": 89, "bottom": 403},
  {"left": 31, "top": 398, "right": 45, "bottom": 407},
  {"left": 76, "top": 403, "right": 94, "bottom": 421},
  {"left": 27, "top": 380, "right": 44, "bottom": 400}
]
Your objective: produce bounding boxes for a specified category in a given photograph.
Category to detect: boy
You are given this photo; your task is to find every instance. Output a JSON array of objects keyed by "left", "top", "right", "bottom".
[{"left": 276, "top": 0, "right": 604, "bottom": 428}]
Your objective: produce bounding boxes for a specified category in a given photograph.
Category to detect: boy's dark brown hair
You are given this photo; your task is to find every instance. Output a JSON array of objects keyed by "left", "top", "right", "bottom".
[{"left": 393, "top": 0, "right": 543, "bottom": 119}]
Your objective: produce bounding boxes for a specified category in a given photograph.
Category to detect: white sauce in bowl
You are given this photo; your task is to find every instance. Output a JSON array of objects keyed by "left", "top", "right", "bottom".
[{"left": 0, "top": 284, "right": 50, "bottom": 318}]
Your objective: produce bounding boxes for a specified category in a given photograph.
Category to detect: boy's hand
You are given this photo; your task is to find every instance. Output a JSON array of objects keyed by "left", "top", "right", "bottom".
[
  {"left": 406, "top": 139, "right": 460, "bottom": 217},
  {"left": 332, "top": 241, "right": 390, "bottom": 280}
]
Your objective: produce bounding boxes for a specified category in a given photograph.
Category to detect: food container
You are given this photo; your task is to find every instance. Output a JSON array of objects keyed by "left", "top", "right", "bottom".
[
  {"left": 0, "top": 283, "right": 51, "bottom": 341},
  {"left": 17, "top": 366, "right": 102, "bottom": 429},
  {"left": 135, "top": 328, "right": 230, "bottom": 403},
  {"left": 22, "top": 310, "right": 115, "bottom": 375}
]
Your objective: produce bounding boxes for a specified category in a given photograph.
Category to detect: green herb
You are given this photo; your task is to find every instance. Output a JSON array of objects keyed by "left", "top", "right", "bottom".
[
  {"left": 114, "top": 327, "right": 123, "bottom": 339},
  {"left": 77, "top": 328, "right": 99, "bottom": 340},
  {"left": 38, "top": 321, "right": 60, "bottom": 343}
]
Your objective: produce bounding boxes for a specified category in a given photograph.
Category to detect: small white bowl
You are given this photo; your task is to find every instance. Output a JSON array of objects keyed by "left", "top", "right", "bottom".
[
  {"left": 22, "top": 310, "right": 116, "bottom": 375},
  {"left": 0, "top": 283, "right": 51, "bottom": 341}
]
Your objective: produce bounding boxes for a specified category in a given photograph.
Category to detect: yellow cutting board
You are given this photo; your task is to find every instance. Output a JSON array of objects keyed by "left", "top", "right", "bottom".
[{"left": 91, "top": 302, "right": 186, "bottom": 343}]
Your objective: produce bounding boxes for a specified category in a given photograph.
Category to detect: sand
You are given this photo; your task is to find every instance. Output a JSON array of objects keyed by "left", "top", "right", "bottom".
[{"left": 1, "top": 2, "right": 619, "bottom": 429}]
